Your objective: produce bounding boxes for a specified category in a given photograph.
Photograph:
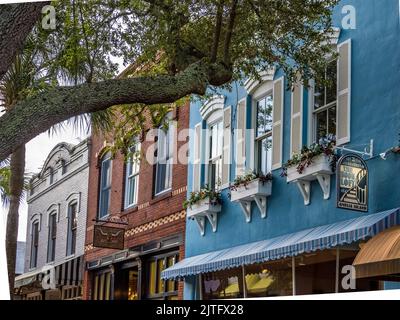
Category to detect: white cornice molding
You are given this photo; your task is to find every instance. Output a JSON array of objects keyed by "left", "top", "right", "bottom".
[
  {"left": 244, "top": 67, "right": 276, "bottom": 94},
  {"left": 200, "top": 95, "right": 225, "bottom": 120}
]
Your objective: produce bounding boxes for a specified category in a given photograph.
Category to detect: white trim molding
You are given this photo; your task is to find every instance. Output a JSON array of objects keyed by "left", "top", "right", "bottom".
[
  {"left": 200, "top": 95, "right": 225, "bottom": 120},
  {"left": 46, "top": 203, "right": 60, "bottom": 226},
  {"left": 244, "top": 67, "right": 276, "bottom": 95},
  {"left": 65, "top": 192, "right": 82, "bottom": 217}
]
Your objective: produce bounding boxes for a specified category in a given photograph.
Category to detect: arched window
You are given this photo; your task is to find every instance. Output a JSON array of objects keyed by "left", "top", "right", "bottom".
[
  {"left": 98, "top": 152, "right": 112, "bottom": 218},
  {"left": 66, "top": 202, "right": 78, "bottom": 256},
  {"left": 47, "top": 211, "right": 57, "bottom": 262},
  {"left": 30, "top": 220, "right": 40, "bottom": 268}
]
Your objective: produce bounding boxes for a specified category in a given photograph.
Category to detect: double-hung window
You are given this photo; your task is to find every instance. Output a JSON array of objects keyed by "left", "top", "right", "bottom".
[
  {"left": 208, "top": 120, "right": 223, "bottom": 190},
  {"left": 30, "top": 221, "right": 39, "bottom": 268},
  {"left": 255, "top": 94, "right": 273, "bottom": 174},
  {"left": 66, "top": 202, "right": 77, "bottom": 256},
  {"left": 124, "top": 143, "right": 140, "bottom": 208},
  {"left": 154, "top": 123, "right": 173, "bottom": 195},
  {"left": 98, "top": 152, "right": 112, "bottom": 218},
  {"left": 313, "top": 60, "right": 337, "bottom": 141},
  {"left": 47, "top": 212, "right": 57, "bottom": 263}
]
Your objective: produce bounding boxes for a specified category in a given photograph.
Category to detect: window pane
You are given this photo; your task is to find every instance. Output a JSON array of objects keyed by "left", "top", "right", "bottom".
[
  {"left": 314, "top": 82, "right": 325, "bottom": 110},
  {"left": 99, "top": 189, "right": 110, "bottom": 217},
  {"left": 257, "top": 136, "right": 272, "bottom": 174},
  {"left": 99, "top": 155, "right": 111, "bottom": 218},
  {"left": 157, "top": 259, "right": 165, "bottom": 293},
  {"left": 126, "top": 176, "right": 136, "bottom": 207},
  {"left": 166, "top": 256, "right": 177, "bottom": 292},
  {"left": 316, "top": 110, "right": 328, "bottom": 141},
  {"left": 155, "top": 163, "right": 167, "bottom": 194},
  {"left": 128, "top": 270, "right": 138, "bottom": 300},
  {"left": 202, "top": 268, "right": 243, "bottom": 299},
  {"left": 98, "top": 274, "right": 105, "bottom": 300},
  {"left": 104, "top": 273, "right": 111, "bottom": 300},
  {"left": 93, "top": 275, "right": 99, "bottom": 300},
  {"left": 245, "top": 261, "right": 293, "bottom": 298},
  {"left": 326, "top": 61, "right": 337, "bottom": 105},
  {"left": 67, "top": 203, "right": 77, "bottom": 255},
  {"left": 256, "top": 95, "right": 273, "bottom": 137},
  {"left": 328, "top": 105, "right": 337, "bottom": 136},
  {"left": 147, "top": 260, "right": 157, "bottom": 295}
]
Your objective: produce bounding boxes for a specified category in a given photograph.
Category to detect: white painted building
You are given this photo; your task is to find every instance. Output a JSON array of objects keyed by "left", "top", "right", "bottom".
[{"left": 15, "top": 139, "right": 90, "bottom": 300}]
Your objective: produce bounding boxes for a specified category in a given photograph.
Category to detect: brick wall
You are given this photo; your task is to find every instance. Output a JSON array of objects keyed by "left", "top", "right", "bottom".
[{"left": 83, "top": 102, "right": 189, "bottom": 300}]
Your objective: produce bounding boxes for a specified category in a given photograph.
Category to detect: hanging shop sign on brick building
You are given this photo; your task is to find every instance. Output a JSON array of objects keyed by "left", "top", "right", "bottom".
[{"left": 93, "top": 225, "right": 125, "bottom": 250}]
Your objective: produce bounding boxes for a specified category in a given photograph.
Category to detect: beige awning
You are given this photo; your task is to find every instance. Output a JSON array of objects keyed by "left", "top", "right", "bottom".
[{"left": 353, "top": 226, "right": 400, "bottom": 278}]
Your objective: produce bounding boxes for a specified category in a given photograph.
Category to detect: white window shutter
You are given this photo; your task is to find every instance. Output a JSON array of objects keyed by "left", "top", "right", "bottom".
[
  {"left": 290, "top": 74, "right": 303, "bottom": 155},
  {"left": 272, "top": 77, "right": 284, "bottom": 170},
  {"left": 222, "top": 106, "right": 231, "bottom": 186},
  {"left": 337, "top": 39, "right": 351, "bottom": 146},
  {"left": 192, "top": 123, "right": 202, "bottom": 192},
  {"left": 236, "top": 100, "right": 247, "bottom": 177}
]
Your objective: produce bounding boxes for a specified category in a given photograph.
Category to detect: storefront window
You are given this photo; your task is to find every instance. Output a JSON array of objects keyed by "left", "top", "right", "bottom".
[
  {"left": 128, "top": 270, "right": 138, "bottom": 300},
  {"left": 201, "top": 261, "right": 292, "bottom": 299},
  {"left": 244, "top": 261, "right": 292, "bottom": 297},
  {"left": 202, "top": 268, "right": 244, "bottom": 299},
  {"left": 93, "top": 271, "right": 112, "bottom": 300},
  {"left": 145, "top": 252, "right": 178, "bottom": 299}
]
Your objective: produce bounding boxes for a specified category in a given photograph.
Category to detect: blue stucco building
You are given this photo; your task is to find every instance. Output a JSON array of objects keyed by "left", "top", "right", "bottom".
[{"left": 163, "top": 0, "right": 400, "bottom": 298}]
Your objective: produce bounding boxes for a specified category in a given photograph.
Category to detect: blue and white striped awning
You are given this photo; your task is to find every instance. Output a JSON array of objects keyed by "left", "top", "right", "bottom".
[{"left": 162, "top": 208, "right": 400, "bottom": 280}]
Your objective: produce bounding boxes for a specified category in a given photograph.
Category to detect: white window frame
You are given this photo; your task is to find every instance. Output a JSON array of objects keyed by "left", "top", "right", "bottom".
[
  {"left": 30, "top": 220, "right": 40, "bottom": 269},
  {"left": 206, "top": 118, "right": 223, "bottom": 190},
  {"left": 252, "top": 90, "right": 273, "bottom": 175},
  {"left": 124, "top": 143, "right": 140, "bottom": 209},
  {"left": 310, "top": 59, "right": 338, "bottom": 143},
  {"left": 154, "top": 117, "right": 174, "bottom": 196},
  {"left": 98, "top": 152, "right": 112, "bottom": 219},
  {"left": 47, "top": 211, "right": 57, "bottom": 263},
  {"left": 66, "top": 201, "right": 78, "bottom": 257}
]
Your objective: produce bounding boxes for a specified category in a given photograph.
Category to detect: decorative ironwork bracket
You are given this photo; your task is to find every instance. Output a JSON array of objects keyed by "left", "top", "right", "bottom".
[{"left": 335, "top": 139, "right": 374, "bottom": 159}]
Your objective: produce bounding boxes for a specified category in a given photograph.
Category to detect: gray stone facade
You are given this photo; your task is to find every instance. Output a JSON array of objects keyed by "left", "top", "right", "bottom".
[{"left": 24, "top": 139, "right": 90, "bottom": 273}]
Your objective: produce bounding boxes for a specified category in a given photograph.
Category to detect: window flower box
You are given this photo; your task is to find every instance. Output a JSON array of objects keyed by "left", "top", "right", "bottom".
[
  {"left": 282, "top": 135, "right": 337, "bottom": 206},
  {"left": 286, "top": 154, "right": 334, "bottom": 205},
  {"left": 286, "top": 154, "right": 333, "bottom": 183}
]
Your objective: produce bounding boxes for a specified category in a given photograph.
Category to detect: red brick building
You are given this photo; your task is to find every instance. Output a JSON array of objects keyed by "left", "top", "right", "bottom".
[{"left": 83, "top": 103, "right": 188, "bottom": 300}]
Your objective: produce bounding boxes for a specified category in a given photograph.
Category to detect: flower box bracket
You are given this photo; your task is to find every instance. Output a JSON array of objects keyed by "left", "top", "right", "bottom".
[
  {"left": 191, "top": 213, "right": 218, "bottom": 236},
  {"left": 187, "top": 198, "right": 221, "bottom": 236},
  {"left": 294, "top": 173, "right": 331, "bottom": 206},
  {"left": 230, "top": 179, "right": 271, "bottom": 222}
]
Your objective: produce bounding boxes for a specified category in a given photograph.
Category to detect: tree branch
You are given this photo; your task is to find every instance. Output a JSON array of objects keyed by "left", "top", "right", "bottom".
[
  {"left": 210, "top": 0, "right": 224, "bottom": 63},
  {"left": 0, "top": 2, "right": 48, "bottom": 80},
  {"left": 0, "top": 60, "right": 232, "bottom": 162},
  {"left": 223, "top": 0, "right": 238, "bottom": 65}
]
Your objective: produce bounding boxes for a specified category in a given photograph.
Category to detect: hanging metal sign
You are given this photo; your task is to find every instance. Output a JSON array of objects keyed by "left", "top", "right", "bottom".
[
  {"left": 337, "top": 154, "right": 368, "bottom": 212},
  {"left": 93, "top": 225, "right": 125, "bottom": 250}
]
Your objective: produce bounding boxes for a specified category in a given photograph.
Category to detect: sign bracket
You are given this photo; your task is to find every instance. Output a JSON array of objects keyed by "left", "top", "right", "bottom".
[{"left": 335, "top": 139, "right": 374, "bottom": 159}]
